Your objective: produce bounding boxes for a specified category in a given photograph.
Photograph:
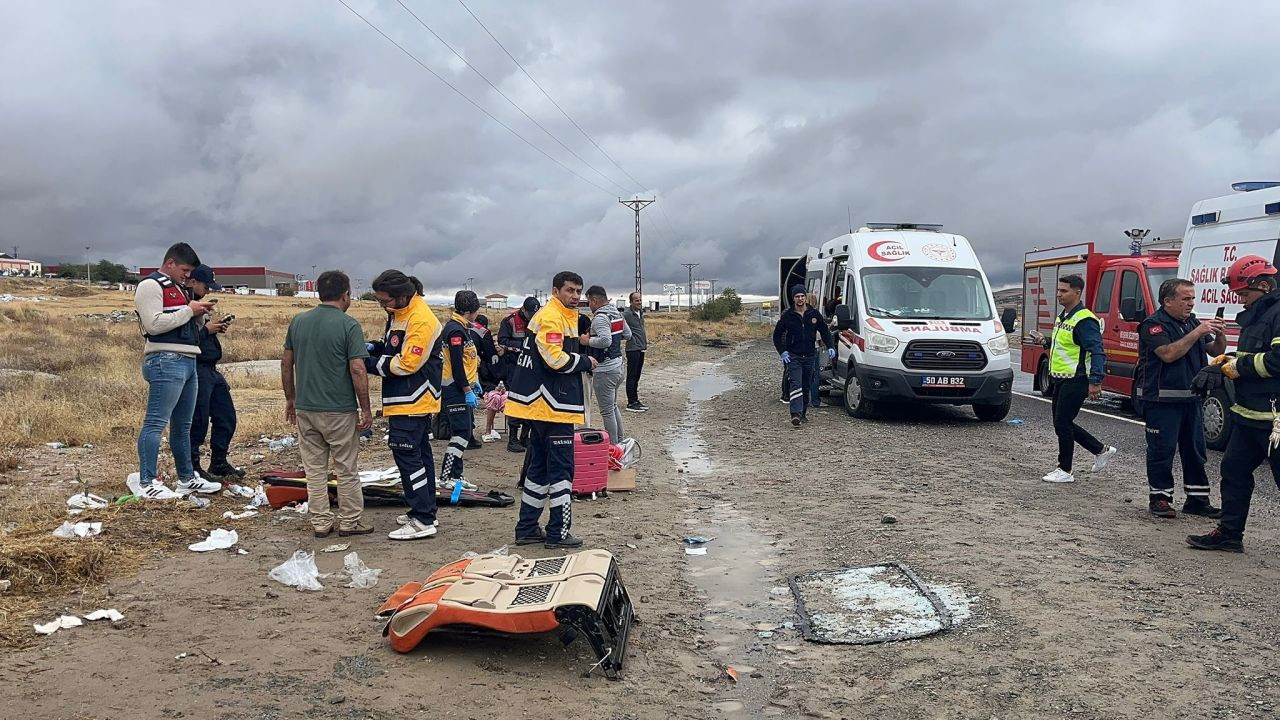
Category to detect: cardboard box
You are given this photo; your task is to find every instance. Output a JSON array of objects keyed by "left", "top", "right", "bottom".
[{"left": 607, "top": 468, "right": 636, "bottom": 492}]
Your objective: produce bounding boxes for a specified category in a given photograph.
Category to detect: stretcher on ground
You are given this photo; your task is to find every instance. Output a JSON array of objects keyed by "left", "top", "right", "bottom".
[
  {"left": 376, "top": 550, "right": 633, "bottom": 678},
  {"left": 259, "top": 469, "right": 514, "bottom": 509}
]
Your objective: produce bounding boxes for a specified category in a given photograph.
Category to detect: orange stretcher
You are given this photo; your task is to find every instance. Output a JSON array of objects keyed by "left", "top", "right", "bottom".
[{"left": 376, "top": 550, "right": 633, "bottom": 678}]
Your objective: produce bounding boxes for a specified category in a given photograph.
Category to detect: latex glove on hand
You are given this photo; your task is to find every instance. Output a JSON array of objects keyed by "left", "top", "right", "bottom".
[
  {"left": 827, "top": 348, "right": 837, "bottom": 360},
  {"left": 780, "top": 351, "right": 791, "bottom": 365},
  {"left": 366, "top": 340, "right": 386, "bottom": 355},
  {"left": 472, "top": 381, "right": 484, "bottom": 396},
  {"left": 464, "top": 390, "right": 478, "bottom": 408}
]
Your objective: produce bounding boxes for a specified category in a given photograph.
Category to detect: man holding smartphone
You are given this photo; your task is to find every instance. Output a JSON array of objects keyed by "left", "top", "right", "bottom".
[
  {"left": 186, "top": 264, "right": 244, "bottom": 480},
  {"left": 1029, "top": 274, "right": 1116, "bottom": 484},
  {"left": 1137, "top": 278, "right": 1226, "bottom": 518}
]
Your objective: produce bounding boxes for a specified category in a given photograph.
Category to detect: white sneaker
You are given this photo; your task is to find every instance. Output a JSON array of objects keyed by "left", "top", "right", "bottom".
[
  {"left": 176, "top": 476, "right": 223, "bottom": 495},
  {"left": 127, "top": 472, "right": 182, "bottom": 500},
  {"left": 1041, "top": 468, "right": 1075, "bottom": 484},
  {"left": 396, "top": 515, "right": 439, "bottom": 527},
  {"left": 389, "top": 518, "right": 437, "bottom": 540},
  {"left": 443, "top": 478, "right": 478, "bottom": 492},
  {"left": 1091, "top": 446, "right": 1117, "bottom": 472},
  {"left": 482, "top": 430, "right": 501, "bottom": 443}
]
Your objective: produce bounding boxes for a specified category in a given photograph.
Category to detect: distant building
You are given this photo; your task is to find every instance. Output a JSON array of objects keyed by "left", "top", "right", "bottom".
[
  {"left": 0, "top": 253, "right": 41, "bottom": 276},
  {"left": 483, "top": 292, "right": 509, "bottom": 310},
  {"left": 137, "top": 266, "right": 298, "bottom": 292}
]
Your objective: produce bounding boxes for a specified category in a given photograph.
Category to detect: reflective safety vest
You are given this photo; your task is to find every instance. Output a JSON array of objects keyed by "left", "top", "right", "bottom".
[{"left": 1049, "top": 306, "right": 1097, "bottom": 379}]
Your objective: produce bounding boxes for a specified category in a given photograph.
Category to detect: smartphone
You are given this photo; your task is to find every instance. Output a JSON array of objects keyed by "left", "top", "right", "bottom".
[
  {"left": 1215, "top": 307, "right": 1225, "bottom": 319},
  {"left": 222, "top": 314, "right": 236, "bottom": 324}
]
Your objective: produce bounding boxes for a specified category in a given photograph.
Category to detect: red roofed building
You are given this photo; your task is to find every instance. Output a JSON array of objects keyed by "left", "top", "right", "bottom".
[{"left": 137, "top": 266, "right": 298, "bottom": 292}]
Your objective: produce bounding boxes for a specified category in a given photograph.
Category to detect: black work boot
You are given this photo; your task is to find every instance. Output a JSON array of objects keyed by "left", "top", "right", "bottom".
[
  {"left": 790, "top": 414, "right": 802, "bottom": 427},
  {"left": 1149, "top": 499, "right": 1177, "bottom": 519},
  {"left": 545, "top": 532, "right": 585, "bottom": 549},
  {"left": 208, "top": 459, "right": 246, "bottom": 478},
  {"left": 1182, "top": 500, "right": 1223, "bottom": 519},
  {"left": 1186, "top": 527, "right": 1244, "bottom": 553}
]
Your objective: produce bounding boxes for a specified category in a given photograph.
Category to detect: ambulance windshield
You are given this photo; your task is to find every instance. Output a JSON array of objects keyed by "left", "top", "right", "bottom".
[{"left": 861, "top": 268, "right": 993, "bottom": 320}]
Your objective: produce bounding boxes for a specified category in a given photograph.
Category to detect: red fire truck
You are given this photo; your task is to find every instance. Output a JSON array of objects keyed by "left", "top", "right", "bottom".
[{"left": 1020, "top": 242, "right": 1180, "bottom": 406}]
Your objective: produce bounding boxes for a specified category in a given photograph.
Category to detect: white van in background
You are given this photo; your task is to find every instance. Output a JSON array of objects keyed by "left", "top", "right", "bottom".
[
  {"left": 1178, "top": 181, "right": 1280, "bottom": 449},
  {"left": 791, "top": 223, "right": 1013, "bottom": 420}
]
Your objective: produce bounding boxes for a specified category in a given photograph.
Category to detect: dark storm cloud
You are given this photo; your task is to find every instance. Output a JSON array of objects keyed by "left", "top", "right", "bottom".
[{"left": 2, "top": 1, "right": 1278, "bottom": 298}]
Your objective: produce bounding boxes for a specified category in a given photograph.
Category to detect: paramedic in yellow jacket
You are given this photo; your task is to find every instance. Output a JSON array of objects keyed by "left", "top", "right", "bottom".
[
  {"left": 439, "top": 290, "right": 482, "bottom": 499},
  {"left": 366, "top": 270, "right": 445, "bottom": 541},
  {"left": 508, "top": 270, "right": 597, "bottom": 549}
]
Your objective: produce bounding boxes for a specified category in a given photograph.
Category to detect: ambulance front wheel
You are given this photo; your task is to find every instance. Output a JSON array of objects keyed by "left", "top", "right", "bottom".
[
  {"left": 974, "top": 399, "right": 1011, "bottom": 422},
  {"left": 842, "top": 375, "right": 878, "bottom": 419},
  {"left": 1202, "top": 389, "right": 1233, "bottom": 452}
]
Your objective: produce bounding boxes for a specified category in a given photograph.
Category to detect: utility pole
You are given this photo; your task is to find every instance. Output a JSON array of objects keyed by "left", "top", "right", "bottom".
[
  {"left": 681, "top": 263, "right": 699, "bottom": 311},
  {"left": 11, "top": 246, "right": 17, "bottom": 259},
  {"left": 85, "top": 246, "right": 92, "bottom": 283},
  {"left": 708, "top": 279, "right": 719, "bottom": 299},
  {"left": 466, "top": 277, "right": 475, "bottom": 292},
  {"left": 620, "top": 197, "right": 655, "bottom": 294}
]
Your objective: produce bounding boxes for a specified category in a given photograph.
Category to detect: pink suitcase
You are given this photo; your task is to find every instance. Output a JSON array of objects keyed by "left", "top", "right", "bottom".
[{"left": 573, "top": 428, "right": 611, "bottom": 496}]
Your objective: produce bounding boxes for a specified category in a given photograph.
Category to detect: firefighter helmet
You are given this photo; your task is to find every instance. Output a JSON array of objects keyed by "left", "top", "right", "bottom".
[{"left": 1223, "top": 255, "right": 1278, "bottom": 293}]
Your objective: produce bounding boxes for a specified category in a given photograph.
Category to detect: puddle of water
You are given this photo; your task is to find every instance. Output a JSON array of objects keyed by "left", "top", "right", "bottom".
[{"left": 671, "top": 361, "right": 788, "bottom": 714}]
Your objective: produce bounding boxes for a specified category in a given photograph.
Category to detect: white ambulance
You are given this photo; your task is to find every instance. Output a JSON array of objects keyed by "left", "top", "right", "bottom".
[
  {"left": 794, "top": 223, "right": 1013, "bottom": 420},
  {"left": 1178, "top": 181, "right": 1280, "bottom": 449}
]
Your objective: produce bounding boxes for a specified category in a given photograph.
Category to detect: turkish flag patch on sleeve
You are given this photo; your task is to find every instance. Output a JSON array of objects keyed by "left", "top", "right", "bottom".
[
  {"left": 411, "top": 346, "right": 424, "bottom": 356},
  {"left": 1147, "top": 325, "right": 1163, "bottom": 335},
  {"left": 450, "top": 335, "right": 463, "bottom": 346},
  {"left": 547, "top": 332, "right": 563, "bottom": 343}
]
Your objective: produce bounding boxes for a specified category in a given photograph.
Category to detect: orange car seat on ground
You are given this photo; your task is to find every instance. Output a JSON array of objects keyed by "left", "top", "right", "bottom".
[{"left": 378, "top": 550, "right": 633, "bottom": 678}]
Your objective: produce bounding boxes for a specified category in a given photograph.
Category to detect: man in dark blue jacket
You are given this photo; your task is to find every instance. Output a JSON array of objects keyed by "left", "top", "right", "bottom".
[
  {"left": 186, "top": 265, "right": 243, "bottom": 479},
  {"left": 772, "top": 285, "right": 834, "bottom": 426}
]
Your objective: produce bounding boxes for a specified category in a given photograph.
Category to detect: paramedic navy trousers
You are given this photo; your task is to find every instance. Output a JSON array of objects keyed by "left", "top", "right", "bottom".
[
  {"left": 785, "top": 354, "right": 814, "bottom": 417},
  {"left": 1143, "top": 401, "right": 1210, "bottom": 504},
  {"left": 516, "top": 420, "right": 575, "bottom": 542},
  {"left": 388, "top": 415, "right": 437, "bottom": 524}
]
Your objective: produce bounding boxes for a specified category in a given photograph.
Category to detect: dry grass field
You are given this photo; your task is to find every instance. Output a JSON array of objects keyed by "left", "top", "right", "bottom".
[{"left": 0, "top": 277, "right": 767, "bottom": 644}]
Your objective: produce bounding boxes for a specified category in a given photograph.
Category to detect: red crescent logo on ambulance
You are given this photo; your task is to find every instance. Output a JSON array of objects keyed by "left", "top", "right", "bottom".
[{"left": 868, "top": 241, "right": 909, "bottom": 262}]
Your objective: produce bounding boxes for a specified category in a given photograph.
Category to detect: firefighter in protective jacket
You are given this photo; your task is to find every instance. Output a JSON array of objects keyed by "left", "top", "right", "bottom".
[
  {"left": 1189, "top": 256, "right": 1280, "bottom": 552},
  {"left": 366, "top": 270, "right": 444, "bottom": 541},
  {"left": 507, "top": 271, "right": 597, "bottom": 549}
]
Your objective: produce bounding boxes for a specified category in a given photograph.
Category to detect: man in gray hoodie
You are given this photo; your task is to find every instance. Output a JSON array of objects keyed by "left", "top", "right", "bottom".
[
  {"left": 622, "top": 291, "right": 648, "bottom": 412},
  {"left": 582, "top": 285, "right": 631, "bottom": 444}
]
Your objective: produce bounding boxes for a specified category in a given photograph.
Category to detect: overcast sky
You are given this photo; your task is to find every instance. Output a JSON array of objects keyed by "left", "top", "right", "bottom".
[{"left": 3, "top": 1, "right": 1279, "bottom": 298}]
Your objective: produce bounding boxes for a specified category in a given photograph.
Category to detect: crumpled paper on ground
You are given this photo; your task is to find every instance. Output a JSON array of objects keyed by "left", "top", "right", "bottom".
[
  {"left": 83, "top": 608, "right": 124, "bottom": 622},
  {"left": 34, "top": 615, "right": 83, "bottom": 635},
  {"left": 222, "top": 510, "right": 258, "bottom": 520},
  {"left": 342, "top": 552, "right": 382, "bottom": 589},
  {"left": 188, "top": 528, "right": 238, "bottom": 552},
  {"left": 53, "top": 521, "right": 103, "bottom": 538},
  {"left": 269, "top": 550, "right": 324, "bottom": 591},
  {"left": 67, "top": 493, "right": 109, "bottom": 510}
]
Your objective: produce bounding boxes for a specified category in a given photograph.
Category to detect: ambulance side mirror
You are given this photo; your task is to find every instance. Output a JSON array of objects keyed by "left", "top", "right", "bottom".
[
  {"left": 1000, "top": 308, "right": 1016, "bottom": 334},
  {"left": 835, "top": 304, "right": 854, "bottom": 331},
  {"left": 1120, "top": 297, "right": 1143, "bottom": 322}
]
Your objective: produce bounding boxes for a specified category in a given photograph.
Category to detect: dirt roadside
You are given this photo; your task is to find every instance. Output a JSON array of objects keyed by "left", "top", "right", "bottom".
[{"left": 0, "top": 346, "right": 731, "bottom": 720}]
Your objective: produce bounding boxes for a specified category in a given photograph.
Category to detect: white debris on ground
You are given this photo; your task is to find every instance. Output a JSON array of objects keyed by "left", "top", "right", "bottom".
[
  {"left": 796, "top": 566, "right": 977, "bottom": 643},
  {"left": 188, "top": 528, "right": 238, "bottom": 552},
  {"left": 52, "top": 521, "right": 103, "bottom": 538}
]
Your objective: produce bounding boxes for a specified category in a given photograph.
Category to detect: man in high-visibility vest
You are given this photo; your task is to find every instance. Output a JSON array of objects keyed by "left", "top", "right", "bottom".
[
  {"left": 1188, "top": 256, "right": 1280, "bottom": 553},
  {"left": 1030, "top": 274, "right": 1116, "bottom": 483}
]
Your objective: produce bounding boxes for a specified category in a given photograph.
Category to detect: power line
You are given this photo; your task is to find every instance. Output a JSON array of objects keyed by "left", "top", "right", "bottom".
[
  {"left": 455, "top": 0, "right": 651, "bottom": 195},
  {"left": 335, "top": 0, "right": 613, "bottom": 197},
  {"left": 393, "top": 0, "right": 632, "bottom": 196}
]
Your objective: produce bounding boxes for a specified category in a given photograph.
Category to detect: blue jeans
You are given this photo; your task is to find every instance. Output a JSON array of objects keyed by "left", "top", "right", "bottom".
[{"left": 138, "top": 352, "right": 198, "bottom": 485}]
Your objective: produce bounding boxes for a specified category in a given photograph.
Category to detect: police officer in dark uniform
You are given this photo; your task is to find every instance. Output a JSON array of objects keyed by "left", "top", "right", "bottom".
[
  {"left": 1189, "top": 256, "right": 1280, "bottom": 552},
  {"left": 1137, "top": 278, "right": 1225, "bottom": 518}
]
